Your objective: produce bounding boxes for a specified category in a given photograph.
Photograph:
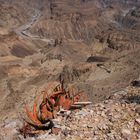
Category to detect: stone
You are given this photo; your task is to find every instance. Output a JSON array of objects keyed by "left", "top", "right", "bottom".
[
  {"left": 135, "top": 106, "right": 140, "bottom": 114},
  {"left": 26, "top": 137, "right": 36, "bottom": 140},
  {"left": 76, "top": 110, "right": 88, "bottom": 116},
  {"left": 101, "top": 111, "right": 106, "bottom": 117},
  {"left": 94, "top": 131, "right": 99, "bottom": 135},
  {"left": 135, "top": 118, "right": 140, "bottom": 125},
  {"left": 51, "top": 127, "right": 61, "bottom": 135},
  {"left": 121, "top": 129, "right": 131, "bottom": 139},
  {"left": 87, "top": 124, "right": 94, "bottom": 128},
  {"left": 37, "top": 135, "right": 59, "bottom": 140},
  {"left": 37, "top": 133, "right": 49, "bottom": 139}
]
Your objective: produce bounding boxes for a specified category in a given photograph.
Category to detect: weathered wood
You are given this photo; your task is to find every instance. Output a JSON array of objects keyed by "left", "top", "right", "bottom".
[{"left": 74, "top": 102, "right": 92, "bottom": 105}]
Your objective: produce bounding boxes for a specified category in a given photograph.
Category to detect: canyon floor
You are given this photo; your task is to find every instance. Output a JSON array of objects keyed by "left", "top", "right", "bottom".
[{"left": 0, "top": 0, "right": 140, "bottom": 139}]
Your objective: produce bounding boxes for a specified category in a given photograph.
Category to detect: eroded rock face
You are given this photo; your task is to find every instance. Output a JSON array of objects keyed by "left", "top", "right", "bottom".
[
  {"left": 60, "top": 64, "right": 91, "bottom": 83},
  {"left": 29, "top": 0, "right": 140, "bottom": 45}
]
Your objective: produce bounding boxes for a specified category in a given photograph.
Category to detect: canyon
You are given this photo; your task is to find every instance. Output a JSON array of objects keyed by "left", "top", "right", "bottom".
[{"left": 0, "top": 0, "right": 140, "bottom": 139}]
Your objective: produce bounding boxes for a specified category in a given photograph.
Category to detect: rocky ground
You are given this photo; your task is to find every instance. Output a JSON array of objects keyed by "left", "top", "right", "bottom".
[{"left": 0, "top": 85, "right": 140, "bottom": 140}]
